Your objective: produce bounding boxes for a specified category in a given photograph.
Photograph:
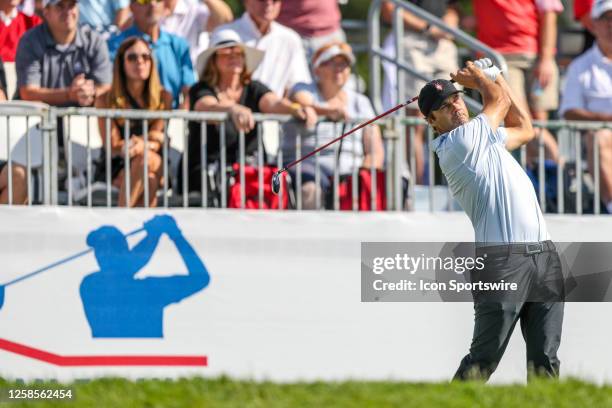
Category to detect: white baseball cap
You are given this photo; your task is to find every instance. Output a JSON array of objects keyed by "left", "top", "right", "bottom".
[
  {"left": 312, "top": 43, "right": 355, "bottom": 69},
  {"left": 592, "top": 0, "right": 612, "bottom": 19},
  {"left": 195, "top": 30, "right": 264, "bottom": 77}
]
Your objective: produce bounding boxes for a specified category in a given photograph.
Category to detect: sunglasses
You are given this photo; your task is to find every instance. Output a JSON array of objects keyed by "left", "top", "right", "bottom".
[
  {"left": 125, "top": 52, "right": 152, "bottom": 63},
  {"left": 215, "top": 47, "right": 244, "bottom": 57},
  {"left": 133, "top": 0, "right": 161, "bottom": 5}
]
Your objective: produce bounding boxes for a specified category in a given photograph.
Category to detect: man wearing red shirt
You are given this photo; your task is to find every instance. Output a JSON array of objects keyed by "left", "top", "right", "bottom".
[
  {"left": 0, "top": 0, "right": 41, "bottom": 62},
  {"left": 277, "top": 0, "right": 345, "bottom": 61},
  {"left": 474, "top": 0, "right": 564, "bottom": 166},
  {"left": 574, "top": 0, "right": 595, "bottom": 52}
]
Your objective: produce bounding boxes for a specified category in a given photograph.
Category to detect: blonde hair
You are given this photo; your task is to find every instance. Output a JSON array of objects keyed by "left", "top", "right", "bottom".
[
  {"left": 201, "top": 48, "right": 252, "bottom": 87},
  {"left": 108, "top": 37, "right": 166, "bottom": 114}
]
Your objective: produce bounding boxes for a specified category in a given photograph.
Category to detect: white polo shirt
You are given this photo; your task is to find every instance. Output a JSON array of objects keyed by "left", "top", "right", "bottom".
[
  {"left": 212, "top": 13, "right": 312, "bottom": 98},
  {"left": 160, "top": 0, "right": 210, "bottom": 66},
  {"left": 431, "top": 114, "right": 549, "bottom": 244},
  {"left": 559, "top": 44, "right": 612, "bottom": 118}
]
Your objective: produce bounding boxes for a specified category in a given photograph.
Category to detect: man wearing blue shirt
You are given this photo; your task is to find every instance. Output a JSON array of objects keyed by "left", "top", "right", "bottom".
[
  {"left": 107, "top": 0, "right": 195, "bottom": 108},
  {"left": 79, "top": 0, "right": 130, "bottom": 34},
  {"left": 421, "top": 61, "right": 565, "bottom": 380}
]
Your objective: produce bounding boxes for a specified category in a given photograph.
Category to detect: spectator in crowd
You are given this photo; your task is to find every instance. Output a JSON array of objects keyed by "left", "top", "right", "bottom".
[
  {"left": 277, "top": 0, "right": 345, "bottom": 61},
  {"left": 1, "top": 60, "right": 27, "bottom": 205},
  {"left": 16, "top": 0, "right": 111, "bottom": 107},
  {"left": 0, "top": 0, "right": 42, "bottom": 62},
  {"left": 0, "top": 56, "right": 28, "bottom": 204},
  {"left": 574, "top": 0, "right": 595, "bottom": 53},
  {"left": 95, "top": 37, "right": 172, "bottom": 207},
  {"left": 0, "top": 161, "right": 28, "bottom": 204},
  {"left": 284, "top": 42, "right": 384, "bottom": 210},
  {"left": 180, "top": 30, "right": 315, "bottom": 194},
  {"left": 212, "top": 0, "right": 311, "bottom": 98},
  {"left": 560, "top": 0, "right": 612, "bottom": 214},
  {"left": 160, "top": 0, "right": 233, "bottom": 66},
  {"left": 381, "top": 0, "right": 459, "bottom": 185},
  {"left": 78, "top": 0, "right": 131, "bottom": 37},
  {"left": 473, "top": 0, "right": 563, "bottom": 167},
  {"left": 108, "top": 0, "right": 195, "bottom": 109}
]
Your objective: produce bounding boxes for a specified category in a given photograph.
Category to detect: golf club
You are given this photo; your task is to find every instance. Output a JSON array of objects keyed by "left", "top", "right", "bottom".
[
  {"left": 270, "top": 59, "right": 494, "bottom": 194},
  {"left": 0, "top": 226, "right": 146, "bottom": 310}
]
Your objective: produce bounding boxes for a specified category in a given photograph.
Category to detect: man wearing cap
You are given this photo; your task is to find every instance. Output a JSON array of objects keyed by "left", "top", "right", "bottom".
[
  {"left": 107, "top": 0, "right": 195, "bottom": 108},
  {"left": 420, "top": 61, "right": 565, "bottom": 380},
  {"left": 212, "top": 0, "right": 311, "bottom": 98},
  {"left": 15, "top": 0, "right": 111, "bottom": 107},
  {"left": 560, "top": 0, "right": 612, "bottom": 214}
]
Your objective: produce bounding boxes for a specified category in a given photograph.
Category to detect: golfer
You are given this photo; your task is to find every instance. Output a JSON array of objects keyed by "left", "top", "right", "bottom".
[{"left": 419, "top": 61, "right": 564, "bottom": 380}]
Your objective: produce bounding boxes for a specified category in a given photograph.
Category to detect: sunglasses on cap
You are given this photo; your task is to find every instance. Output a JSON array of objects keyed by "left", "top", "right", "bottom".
[{"left": 125, "top": 52, "right": 152, "bottom": 63}]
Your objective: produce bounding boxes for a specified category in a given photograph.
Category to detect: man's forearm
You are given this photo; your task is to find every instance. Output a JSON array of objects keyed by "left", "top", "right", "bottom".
[
  {"left": 20, "top": 86, "right": 72, "bottom": 106},
  {"left": 539, "top": 11, "right": 557, "bottom": 60},
  {"left": 564, "top": 109, "right": 612, "bottom": 122},
  {"left": 475, "top": 74, "right": 506, "bottom": 108},
  {"left": 496, "top": 75, "right": 532, "bottom": 130},
  {"left": 381, "top": 3, "right": 428, "bottom": 32},
  {"left": 204, "top": 0, "right": 233, "bottom": 29}
]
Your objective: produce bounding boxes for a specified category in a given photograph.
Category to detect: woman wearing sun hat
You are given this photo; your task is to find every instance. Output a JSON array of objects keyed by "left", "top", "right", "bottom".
[{"left": 179, "top": 29, "right": 316, "bottom": 195}]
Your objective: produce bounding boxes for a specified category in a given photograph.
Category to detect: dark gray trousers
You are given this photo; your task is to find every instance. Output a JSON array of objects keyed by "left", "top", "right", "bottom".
[{"left": 453, "top": 243, "right": 565, "bottom": 381}]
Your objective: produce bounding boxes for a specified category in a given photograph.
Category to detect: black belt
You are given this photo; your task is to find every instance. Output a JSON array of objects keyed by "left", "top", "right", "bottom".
[{"left": 476, "top": 240, "right": 556, "bottom": 257}]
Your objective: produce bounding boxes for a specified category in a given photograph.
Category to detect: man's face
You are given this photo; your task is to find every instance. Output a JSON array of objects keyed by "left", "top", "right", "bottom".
[
  {"left": 593, "top": 10, "right": 612, "bottom": 49},
  {"left": 244, "top": 0, "right": 281, "bottom": 26},
  {"left": 43, "top": 0, "right": 78, "bottom": 34},
  {"left": 130, "top": 0, "right": 164, "bottom": 28},
  {"left": 427, "top": 93, "right": 469, "bottom": 134}
]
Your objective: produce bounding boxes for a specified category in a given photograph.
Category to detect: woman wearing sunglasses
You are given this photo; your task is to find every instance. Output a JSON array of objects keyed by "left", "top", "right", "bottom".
[
  {"left": 179, "top": 29, "right": 316, "bottom": 196},
  {"left": 95, "top": 36, "right": 173, "bottom": 207}
]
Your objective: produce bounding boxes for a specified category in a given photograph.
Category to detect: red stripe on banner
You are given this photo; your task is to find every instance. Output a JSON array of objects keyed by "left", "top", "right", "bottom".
[{"left": 0, "top": 338, "right": 207, "bottom": 366}]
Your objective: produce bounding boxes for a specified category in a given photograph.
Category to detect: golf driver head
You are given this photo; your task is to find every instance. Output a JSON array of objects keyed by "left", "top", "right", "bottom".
[{"left": 271, "top": 171, "right": 281, "bottom": 195}]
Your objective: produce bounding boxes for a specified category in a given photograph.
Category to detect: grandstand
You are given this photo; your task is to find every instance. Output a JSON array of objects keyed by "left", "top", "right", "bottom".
[{"left": 0, "top": 0, "right": 611, "bottom": 406}]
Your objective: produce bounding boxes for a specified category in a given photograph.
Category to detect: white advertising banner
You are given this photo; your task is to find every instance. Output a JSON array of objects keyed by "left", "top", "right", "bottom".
[{"left": 0, "top": 207, "right": 611, "bottom": 384}]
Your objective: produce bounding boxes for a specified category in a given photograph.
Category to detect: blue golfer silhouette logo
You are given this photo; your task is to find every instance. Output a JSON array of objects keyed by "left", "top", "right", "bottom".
[{"left": 80, "top": 215, "right": 210, "bottom": 338}]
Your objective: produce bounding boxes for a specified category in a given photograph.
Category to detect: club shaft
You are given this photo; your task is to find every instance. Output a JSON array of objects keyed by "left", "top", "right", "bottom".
[
  {"left": 281, "top": 95, "right": 419, "bottom": 173},
  {"left": 2, "top": 227, "right": 146, "bottom": 288}
]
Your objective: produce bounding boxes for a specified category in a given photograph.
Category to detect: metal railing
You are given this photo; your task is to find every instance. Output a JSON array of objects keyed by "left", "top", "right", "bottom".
[
  {"left": 1, "top": 102, "right": 610, "bottom": 214},
  {"left": 0, "top": 101, "right": 53, "bottom": 205},
  {"left": 368, "top": 0, "right": 507, "bottom": 114},
  {"left": 401, "top": 116, "right": 612, "bottom": 215},
  {"left": 0, "top": 102, "right": 401, "bottom": 210}
]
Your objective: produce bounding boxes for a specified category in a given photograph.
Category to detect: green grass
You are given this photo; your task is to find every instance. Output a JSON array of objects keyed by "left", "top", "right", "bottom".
[{"left": 1, "top": 377, "right": 611, "bottom": 408}]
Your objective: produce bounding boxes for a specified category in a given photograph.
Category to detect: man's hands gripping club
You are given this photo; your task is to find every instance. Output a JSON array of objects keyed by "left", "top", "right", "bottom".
[
  {"left": 451, "top": 59, "right": 534, "bottom": 149},
  {"left": 451, "top": 60, "right": 511, "bottom": 134}
]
